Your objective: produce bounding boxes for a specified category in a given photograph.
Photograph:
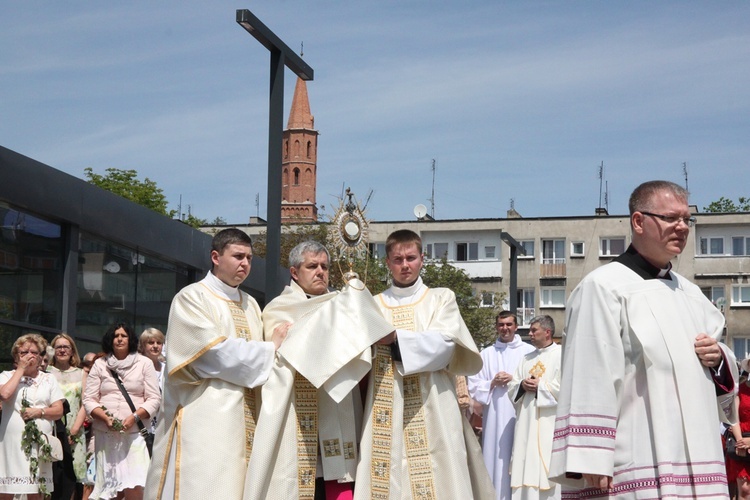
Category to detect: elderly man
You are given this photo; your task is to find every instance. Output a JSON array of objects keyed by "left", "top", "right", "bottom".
[
  {"left": 145, "top": 228, "right": 285, "bottom": 500},
  {"left": 549, "top": 180, "right": 737, "bottom": 498},
  {"left": 355, "top": 229, "right": 494, "bottom": 500},
  {"left": 245, "top": 241, "right": 392, "bottom": 500},
  {"left": 468, "top": 311, "right": 534, "bottom": 499},
  {"left": 508, "top": 315, "right": 561, "bottom": 500}
]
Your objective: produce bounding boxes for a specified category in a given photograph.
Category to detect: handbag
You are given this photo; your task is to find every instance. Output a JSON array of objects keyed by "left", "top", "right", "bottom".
[
  {"left": 42, "top": 432, "right": 63, "bottom": 462},
  {"left": 725, "top": 428, "right": 750, "bottom": 463},
  {"left": 109, "top": 369, "right": 154, "bottom": 457}
]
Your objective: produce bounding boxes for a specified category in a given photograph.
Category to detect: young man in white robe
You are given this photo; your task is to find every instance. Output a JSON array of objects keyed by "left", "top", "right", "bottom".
[
  {"left": 508, "top": 315, "right": 561, "bottom": 500},
  {"left": 144, "top": 229, "right": 286, "bottom": 500},
  {"left": 549, "top": 180, "right": 738, "bottom": 499},
  {"left": 244, "top": 241, "right": 393, "bottom": 500},
  {"left": 469, "top": 311, "right": 535, "bottom": 500},
  {"left": 354, "top": 229, "right": 495, "bottom": 500}
]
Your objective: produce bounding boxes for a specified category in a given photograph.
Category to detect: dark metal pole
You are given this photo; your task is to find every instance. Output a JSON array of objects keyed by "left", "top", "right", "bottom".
[
  {"left": 509, "top": 245, "right": 518, "bottom": 314},
  {"left": 266, "top": 48, "right": 285, "bottom": 300}
]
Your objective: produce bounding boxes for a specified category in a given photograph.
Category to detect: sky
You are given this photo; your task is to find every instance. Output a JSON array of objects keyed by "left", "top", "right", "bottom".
[{"left": 2, "top": 1, "right": 749, "bottom": 224}]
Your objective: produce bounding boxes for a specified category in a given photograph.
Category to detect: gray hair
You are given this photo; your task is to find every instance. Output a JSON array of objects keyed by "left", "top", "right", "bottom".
[
  {"left": 628, "top": 180, "right": 689, "bottom": 215},
  {"left": 529, "top": 315, "right": 555, "bottom": 336},
  {"left": 288, "top": 241, "right": 330, "bottom": 269}
]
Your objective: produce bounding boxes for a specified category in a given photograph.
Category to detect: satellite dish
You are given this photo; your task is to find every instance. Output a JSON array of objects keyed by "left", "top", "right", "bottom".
[{"left": 414, "top": 204, "right": 428, "bottom": 219}]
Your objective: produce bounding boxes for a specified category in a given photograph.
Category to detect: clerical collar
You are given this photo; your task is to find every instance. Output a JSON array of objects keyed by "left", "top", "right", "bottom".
[
  {"left": 614, "top": 245, "right": 672, "bottom": 281},
  {"left": 203, "top": 271, "right": 242, "bottom": 301},
  {"left": 389, "top": 276, "right": 424, "bottom": 297}
]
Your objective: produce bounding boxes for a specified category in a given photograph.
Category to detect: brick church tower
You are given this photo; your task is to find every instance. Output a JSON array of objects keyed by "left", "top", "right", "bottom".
[{"left": 281, "top": 77, "right": 318, "bottom": 223}]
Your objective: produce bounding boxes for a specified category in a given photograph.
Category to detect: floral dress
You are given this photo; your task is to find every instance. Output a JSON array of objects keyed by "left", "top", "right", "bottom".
[
  {"left": 48, "top": 365, "right": 87, "bottom": 482},
  {"left": 0, "top": 370, "right": 64, "bottom": 495}
]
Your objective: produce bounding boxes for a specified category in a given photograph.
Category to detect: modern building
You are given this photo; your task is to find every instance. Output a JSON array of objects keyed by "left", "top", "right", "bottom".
[{"left": 0, "top": 145, "right": 268, "bottom": 369}]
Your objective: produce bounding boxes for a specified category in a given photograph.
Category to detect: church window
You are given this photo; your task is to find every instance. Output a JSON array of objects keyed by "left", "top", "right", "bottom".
[{"left": 293, "top": 168, "right": 300, "bottom": 186}]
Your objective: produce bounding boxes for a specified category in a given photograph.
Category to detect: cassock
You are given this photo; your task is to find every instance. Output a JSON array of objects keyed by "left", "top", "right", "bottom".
[
  {"left": 145, "top": 272, "right": 275, "bottom": 500},
  {"left": 243, "top": 279, "right": 393, "bottom": 500},
  {"left": 354, "top": 277, "right": 495, "bottom": 500},
  {"left": 549, "top": 246, "right": 737, "bottom": 499},
  {"left": 468, "top": 335, "right": 535, "bottom": 500},
  {"left": 508, "top": 342, "right": 562, "bottom": 500}
]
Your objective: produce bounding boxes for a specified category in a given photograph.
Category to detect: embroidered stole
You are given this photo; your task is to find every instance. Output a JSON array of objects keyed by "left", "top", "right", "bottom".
[
  {"left": 371, "top": 304, "right": 437, "bottom": 499},
  {"left": 295, "top": 372, "right": 318, "bottom": 499},
  {"left": 227, "top": 300, "right": 257, "bottom": 460}
]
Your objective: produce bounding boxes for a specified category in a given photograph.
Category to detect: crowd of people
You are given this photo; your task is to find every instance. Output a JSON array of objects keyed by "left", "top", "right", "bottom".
[{"left": 0, "top": 179, "right": 745, "bottom": 499}]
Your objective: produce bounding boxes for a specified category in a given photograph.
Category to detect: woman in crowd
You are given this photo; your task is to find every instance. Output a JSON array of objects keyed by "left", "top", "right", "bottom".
[
  {"left": 83, "top": 323, "right": 160, "bottom": 500},
  {"left": 48, "top": 333, "right": 88, "bottom": 497},
  {"left": 138, "top": 328, "right": 165, "bottom": 434},
  {"left": 0, "top": 334, "right": 65, "bottom": 500},
  {"left": 728, "top": 358, "right": 750, "bottom": 500}
]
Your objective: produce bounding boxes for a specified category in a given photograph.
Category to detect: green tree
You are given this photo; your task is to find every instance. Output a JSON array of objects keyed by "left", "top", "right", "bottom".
[
  {"left": 421, "top": 257, "right": 502, "bottom": 349},
  {"left": 703, "top": 196, "right": 750, "bottom": 213},
  {"left": 84, "top": 167, "right": 176, "bottom": 217},
  {"left": 183, "top": 214, "right": 208, "bottom": 229}
]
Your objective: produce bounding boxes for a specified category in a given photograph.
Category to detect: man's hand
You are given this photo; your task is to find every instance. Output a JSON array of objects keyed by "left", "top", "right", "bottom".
[
  {"left": 521, "top": 376, "right": 539, "bottom": 393},
  {"left": 376, "top": 331, "right": 397, "bottom": 345},
  {"left": 583, "top": 474, "right": 612, "bottom": 491},
  {"left": 694, "top": 333, "right": 721, "bottom": 368},
  {"left": 491, "top": 371, "right": 513, "bottom": 389},
  {"left": 271, "top": 323, "right": 291, "bottom": 351}
]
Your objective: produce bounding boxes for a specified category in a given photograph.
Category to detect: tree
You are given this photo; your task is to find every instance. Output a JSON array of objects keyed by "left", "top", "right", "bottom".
[
  {"left": 421, "top": 257, "right": 503, "bottom": 349},
  {"left": 703, "top": 196, "right": 750, "bottom": 213},
  {"left": 84, "top": 167, "right": 176, "bottom": 217},
  {"left": 183, "top": 214, "right": 208, "bottom": 229}
]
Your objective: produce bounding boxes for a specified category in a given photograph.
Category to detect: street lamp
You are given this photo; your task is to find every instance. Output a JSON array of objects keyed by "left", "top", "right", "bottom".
[{"left": 236, "top": 8, "right": 314, "bottom": 301}]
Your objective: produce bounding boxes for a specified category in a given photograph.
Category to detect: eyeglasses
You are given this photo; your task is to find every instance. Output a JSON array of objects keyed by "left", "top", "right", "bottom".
[
  {"left": 18, "top": 350, "right": 40, "bottom": 356},
  {"left": 640, "top": 211, "right": 696, "bottom": 227},
  {"left": 54, "top": 345, "right": 72, "bottom": 351}
]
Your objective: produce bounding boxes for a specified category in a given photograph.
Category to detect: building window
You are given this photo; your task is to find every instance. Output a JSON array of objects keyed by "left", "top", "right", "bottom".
[
  {"left": 733, "top": 337, "right": 750, "bottom": 360},
  {"left": 369, "top": 243, "right": 386, "bottom": 259},
  {"left": 732, "top": 285, "right": 750, "bottom": 306},
  {"left": 517, "top": 288, "right": 535, "bottom": 326},
  {"left": 485, "top": 246, "right": 496, "bottom": 259},
  {"left": 480, "top": 292, "right": 494, "bottom": 308},
  {"left": 541, "top": 287, "right": 566, "bottom": 308},
  {"left": 732, "top": 237, "right": 750, "bottom": 256},
  {"left": 542, "top": 239, "right": 565, "bottom": 264},
  {"left": 307, "top": 141, "right": 312, "bottom": 158},
  {"left": 701, "top": 286, "right": 726, "bottom": 311},
  {"left": 600, "top": 237, "right": 626, "bottom": 257},
  {"left": 519, "top": 240, "right": 535, "bottom": 259},
  {"left": 570, "top": 241, "right": 585, "bottom": 257},
  {"left": 432, "top": 243, "right": 448, "bottom": 260},
  {"left": 293, "top": 168, "right": 300, "bottom": 186},
  {"left": 456, "top": 242, "right": 478, "bottom": 262},
  {"left": 699, "top": 237, "right": 724, "bottom": 255}
]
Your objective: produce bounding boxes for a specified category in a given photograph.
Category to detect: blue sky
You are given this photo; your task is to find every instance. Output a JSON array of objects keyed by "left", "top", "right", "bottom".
[{"left": 2, "top": 1, "right": 748, "bottom": 223}]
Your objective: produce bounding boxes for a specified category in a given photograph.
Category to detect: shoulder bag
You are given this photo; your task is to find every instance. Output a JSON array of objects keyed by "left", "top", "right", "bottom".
[{"left": 108, "top": 369, "right": 154, "bottom": 457}]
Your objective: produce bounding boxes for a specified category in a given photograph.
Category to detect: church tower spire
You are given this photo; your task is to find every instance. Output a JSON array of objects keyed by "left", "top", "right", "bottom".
[{"left": 281, "top": 76, "right": 318, "bottom": 223}]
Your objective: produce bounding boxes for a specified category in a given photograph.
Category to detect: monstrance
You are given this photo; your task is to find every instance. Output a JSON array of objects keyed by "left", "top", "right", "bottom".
[{"left": 330, "top": 187, "right": 369, "bottom": 282}]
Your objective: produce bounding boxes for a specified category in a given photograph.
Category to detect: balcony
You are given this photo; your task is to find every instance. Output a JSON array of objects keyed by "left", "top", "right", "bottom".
[
  {"left": 540, "top": 258, "right": 566, "bottom": 278},
  {"left": 450, "top": 260, "right": 502, "bottom": 279}
]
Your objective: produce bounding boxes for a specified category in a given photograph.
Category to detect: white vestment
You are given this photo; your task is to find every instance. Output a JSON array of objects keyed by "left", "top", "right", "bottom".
[
  {"left": 549, "top": 261, "right": 737, "bottom": 499},
  {"left": 145, "top": 272, "right": 275, "bottom": 500},
  {"left": 243, "top": 279, "right": 393, "bottom": 500},
  {"left": 354, "top": 278, "right": 495, "bottom": 500},
  {"left": 468, "top": 335, "right": 535, "bottom": 500},
  {"left": 508, "top": 343, "right": 561, "bottom": 500}
]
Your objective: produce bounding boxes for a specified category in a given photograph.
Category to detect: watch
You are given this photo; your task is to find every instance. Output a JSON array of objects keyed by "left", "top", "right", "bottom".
[{"left": 132, "top": 413, "right": 141, "bottom": 424}]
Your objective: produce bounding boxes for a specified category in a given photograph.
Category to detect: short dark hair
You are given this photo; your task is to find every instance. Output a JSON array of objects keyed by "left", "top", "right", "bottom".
[
  {"left": 385, "top": 229, "right": 422, "bottom": 257},
  {"left": 496, "top": 310, "right": 517, "bottom": 325},
  {"left": 628, "top": 180, "right": 689, "bottom": 215},
  {"left": 101, "top": 322, "right": 138, "bottom": 355},
  {"left": 211, "top": 228, "right": 253, "bottom": 254}
]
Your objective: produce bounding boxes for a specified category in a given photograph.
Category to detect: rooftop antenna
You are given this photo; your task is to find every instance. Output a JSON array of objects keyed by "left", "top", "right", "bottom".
[
  {"left": 682, "top": 162, "right": 689, "bottom": 192},
  {"left": 510, "top": 198, "right": 515, "bottom": 211},
  {"left": 598, "top": 161, "right": 604, "bottom": 209},
  {"left": 300, "top": 41, "right": 304, "bottom": 57},
  {"left": 429, "top": 159, "right": 436, "bottom": 218},
  {"left": 362, "top": 189, "right": 374, "bottom": 211},
  {"left": 255, "top": 193, "right": 260, "bottom": 218},
  {"left": 605, "top": 181, "right": 609, "bottom": 212}
]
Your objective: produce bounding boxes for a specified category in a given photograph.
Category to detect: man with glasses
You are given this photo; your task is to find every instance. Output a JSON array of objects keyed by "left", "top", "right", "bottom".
[{"left": 550, "top": 180, "right": 737, "bottom": 498}]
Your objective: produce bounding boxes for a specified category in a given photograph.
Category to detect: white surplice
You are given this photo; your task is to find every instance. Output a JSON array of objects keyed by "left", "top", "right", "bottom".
[
  {"left": 549, "top": 261, "right": 737, "bottom": 499},
  {"left": 508, "top": 343, "right": 561, "bottom": 500},
  {"left": 468, "top": 335, "right": 535, "bottom": 500},
  {"left": 354, "top": 277, "right": 495, "bottom": 500},
  {"left": 145, "top": 271, "right": 275, "bottom": 500},
  {"left": 243, "top": 279, "right": 393, "bottom": 500}
]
